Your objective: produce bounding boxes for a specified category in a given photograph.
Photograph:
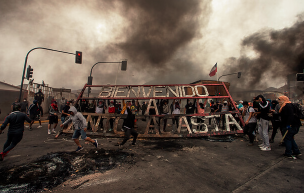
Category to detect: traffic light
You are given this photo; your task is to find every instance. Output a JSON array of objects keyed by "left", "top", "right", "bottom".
[
  {"left": 237, "top": 72, "right": 241, "bottom": 78},
  {"left": 88, "top": 87, "right": 91, "bottom": 93},
  {"left": 26, "top": 65, "right": 33, "bottom": 80},
  {"left": 88, "top": 76, "right": 93, "bottom": 85},
  {"left": 296, "top": 73, "right": 304, "bottom": 81},
  {"left": 75, "top": 51, "right": 82, "bottom": 64},
  {"left": 121, "top": 60, "right": 127, "bottom": 71}
]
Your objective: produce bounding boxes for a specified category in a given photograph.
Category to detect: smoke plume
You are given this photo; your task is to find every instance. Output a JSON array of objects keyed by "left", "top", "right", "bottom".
[
  {"left": 107, "top": 0, "right": 212, "bottom": 85},
  {"left": 223, "top": 14, "right": 304, "bottom": 90}
]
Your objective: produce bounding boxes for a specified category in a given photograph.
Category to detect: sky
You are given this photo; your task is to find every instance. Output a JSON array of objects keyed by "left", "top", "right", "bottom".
[{"left": 0, "top": 0, "right": 303, "bottom": 91}]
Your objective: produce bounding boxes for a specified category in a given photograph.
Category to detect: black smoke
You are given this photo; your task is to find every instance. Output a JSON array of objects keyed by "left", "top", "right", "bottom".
[
  {"left": 111, "top": 0, "right": 211, "bottom": 78},
  {"left": 223, "top": 14, "right": 304, "bottom": 90}
]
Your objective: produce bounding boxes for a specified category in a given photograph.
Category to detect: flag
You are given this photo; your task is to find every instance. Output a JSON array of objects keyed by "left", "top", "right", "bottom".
[{"left": 209, "top": 63, "right": 217, "bottom": 77}]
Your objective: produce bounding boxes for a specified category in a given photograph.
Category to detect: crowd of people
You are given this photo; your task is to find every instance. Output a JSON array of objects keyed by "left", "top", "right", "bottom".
[
  {"left": 241, "top": 95, "right": 302, "bottom": 159},
  {"left": 0, "top": 91, "right": 302, "bottom": 161}
]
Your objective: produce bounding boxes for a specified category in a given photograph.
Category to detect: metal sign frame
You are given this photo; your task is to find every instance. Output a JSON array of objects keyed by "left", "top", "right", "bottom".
[{"left": 62, "top": 82, "right": 244, "bottom": 138}]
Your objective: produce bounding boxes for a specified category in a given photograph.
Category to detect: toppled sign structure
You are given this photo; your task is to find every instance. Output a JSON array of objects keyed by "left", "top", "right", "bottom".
[{"left": 63, "top": 82, "right": 244, "bottom": 138}]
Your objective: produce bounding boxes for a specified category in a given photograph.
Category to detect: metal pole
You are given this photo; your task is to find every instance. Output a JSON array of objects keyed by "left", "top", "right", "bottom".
[
  {"left": 18, "top": 47, "right": 75, "bottom": 102},
  {"left": 114, "top": 63, "right": 120, "bottom": 85},
  {"left": 217, "top": 72, "right": 241, "bottom": 98},
  {"left": 88, "top": 61, "right": 122, "bottom": 97}
]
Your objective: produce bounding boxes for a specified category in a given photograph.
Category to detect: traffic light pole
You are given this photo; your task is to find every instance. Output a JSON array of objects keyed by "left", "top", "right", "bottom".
[
  {"left": 19, "top": 47, "right": 76, "bottom": 102},
  {"left": 88, "top": 61, "right": 126, "bottom": 97}
]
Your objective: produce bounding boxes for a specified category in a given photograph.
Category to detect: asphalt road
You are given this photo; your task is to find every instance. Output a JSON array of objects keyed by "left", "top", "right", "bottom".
[{"left": 0, "top": 121, "right": 303, "bottom": 193}]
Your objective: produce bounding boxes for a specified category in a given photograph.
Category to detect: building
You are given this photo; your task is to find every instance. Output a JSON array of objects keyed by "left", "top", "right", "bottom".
[{"left": 0, "top": 81, "right": 28, "bottom": 120}]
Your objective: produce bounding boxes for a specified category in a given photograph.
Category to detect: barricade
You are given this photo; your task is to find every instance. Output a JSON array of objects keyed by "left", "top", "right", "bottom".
[{"left": 62, "top": 82, "right": 245, "bottom": 138}]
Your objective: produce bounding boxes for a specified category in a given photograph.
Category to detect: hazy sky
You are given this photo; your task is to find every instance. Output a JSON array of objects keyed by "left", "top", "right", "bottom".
[{"left": 0, "top": 0, "right": 303, "bottom": 90}]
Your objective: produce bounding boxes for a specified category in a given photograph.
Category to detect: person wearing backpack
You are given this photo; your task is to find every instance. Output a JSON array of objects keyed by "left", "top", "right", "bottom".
[
  {"left": 278, "top": 96, "right": 302, "bottom": 158},
  {"left": 242, "top": 101, "right": 257, "bottom": 146}
]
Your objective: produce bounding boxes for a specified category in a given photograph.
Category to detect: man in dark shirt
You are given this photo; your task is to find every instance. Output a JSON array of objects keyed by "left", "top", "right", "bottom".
[
  {"left": 20, "top": 98, "right": 29, "bottom": 113},
  {"left": 184, "top": 99, "right": 196, "bottom": 129},
  {"left": 27, "top": 100, "right": 39, "bottom": 131},
  {"left": 11, "top": 98, "right": 19, "bottom": 112},
  {"left": 0, "top": 104, "right": 31, "bottom": 161},
  {"left": 117, "top": 108, "right": 138, "bottom": 147},
  {"left": 61, "top": 101, "right": 71, "bottom": 123},
  {"left": 278, "top": 96, "right": 301, "bottom": 158},
  {"left": 55, "top": 101, "right": 71, "bottom": 139},
  {"left": 34, "top": 89, "right": 44, "bottom": 106}
]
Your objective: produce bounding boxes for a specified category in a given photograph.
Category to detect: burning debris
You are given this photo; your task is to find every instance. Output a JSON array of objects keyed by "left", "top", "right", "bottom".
[{"left": 0, "top": 149, "right": 135, "bottom": 192}]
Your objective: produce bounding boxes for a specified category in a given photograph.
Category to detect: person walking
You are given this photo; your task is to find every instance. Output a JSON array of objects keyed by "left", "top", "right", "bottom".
[
  {"left": 27, "top": 100, "right": 39, "bottom": 131},
  {"left": 278, "top": 96, "right": 302, "bottom": 158},
  {"left": 255, "top": 95, "right": 271, "bottom": 151},
  {"left": 242, "top": 101, "right": 257, "bottom": 146},
  {"left": 60, "top": 106, "right": 98, "bottom": 152},
  {"left": 117, "top": 107, "right": 138, "bottom": 147},
  {"left": 48, "top": 101, "right": 59, "bottom": 135},
  {"left": 0, "top": 104, "right": 32, "bottom": 161}
]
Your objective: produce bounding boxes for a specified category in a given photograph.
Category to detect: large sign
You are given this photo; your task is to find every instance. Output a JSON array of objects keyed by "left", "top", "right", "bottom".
[
  {"left": 68, "top": 83, "right": 245, "bottom": 138},
  {"left": 97, "top": 85, "right": 210, "bottom": 99}
]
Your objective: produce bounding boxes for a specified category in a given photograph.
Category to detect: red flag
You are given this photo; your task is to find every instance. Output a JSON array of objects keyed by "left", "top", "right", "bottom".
[{"left": 209, "top": 63, "right": 217, "bottom": 77}]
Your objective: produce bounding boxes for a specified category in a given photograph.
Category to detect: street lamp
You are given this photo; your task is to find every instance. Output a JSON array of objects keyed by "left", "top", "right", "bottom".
[
  {"left": 216, "top": 72, "right": 241, "bottom": 95},
  {"left": 18, "top": 47, "right": 80, "bottom": 102},
  {"left": 88, "top": 60, "right": 127, "bottom": 97},
  {"left": 218, "top": 72, "right": 241, "bottom": 82}
]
